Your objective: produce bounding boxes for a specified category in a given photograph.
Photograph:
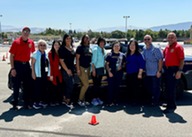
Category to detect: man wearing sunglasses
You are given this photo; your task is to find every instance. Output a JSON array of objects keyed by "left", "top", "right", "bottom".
[
  {"left": 9, "top": 27, "right": 35, "bottom": 110},
  {"left": 142, "top": 35, "right": 163, "bottom": 106}
]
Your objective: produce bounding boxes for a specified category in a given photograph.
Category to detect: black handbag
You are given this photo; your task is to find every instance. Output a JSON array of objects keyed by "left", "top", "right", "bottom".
[
  {"left": 96, "top": 67, "right": 105, "bottom": 76},
  {"left": 8, "top": 69, "right": 14, "bottom": 90}
]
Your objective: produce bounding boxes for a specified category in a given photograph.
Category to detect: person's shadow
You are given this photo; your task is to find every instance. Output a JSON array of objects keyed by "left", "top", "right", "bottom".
[
  {"left": 164, "top": 112, "right": 187, "bottom": 123},
  {"left": 0, "top": 105, "right": 70, "bottom": 122},
  {"left": 142, "top": 106, "right": 164, "bottom": 118}
]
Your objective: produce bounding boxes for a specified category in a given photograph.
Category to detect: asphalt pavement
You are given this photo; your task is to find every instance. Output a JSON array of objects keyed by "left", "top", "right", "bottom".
[{"left": 0, "top": 60, "right": 192, "bottom": 137}]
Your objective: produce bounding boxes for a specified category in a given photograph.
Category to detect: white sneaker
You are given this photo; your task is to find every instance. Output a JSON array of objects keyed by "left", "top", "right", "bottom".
[
  {"left": 33, "top": 102, "right": 41, "bottom": 109},
  {"left": 91, "top": 98, "right": 99, "bottom": 106},
  {"left": 78, "top": 100, "right": 85, "bottom": 106},
  {"left": 65, "top": 102, "right": 74, "bottom": 109},
  {"left": 84, "top": 101, "right": 90, "bottom": 106},
  {"left": 39, "top": 102, "right": 48, "bottom": 108},
  {"left": 97, "top": 98, "right": 103, "bottom": 105}
]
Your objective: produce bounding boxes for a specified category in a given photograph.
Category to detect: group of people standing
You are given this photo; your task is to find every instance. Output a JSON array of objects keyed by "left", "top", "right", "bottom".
[{"left": 9, "top": 27, "right": 184, "bottom": 113}]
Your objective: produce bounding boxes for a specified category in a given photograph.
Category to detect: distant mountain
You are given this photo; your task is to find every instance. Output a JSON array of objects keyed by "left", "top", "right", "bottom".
[
  {"left": 95, "top": 25, "right": 146, "bottom": 32},
  {"left": 2, "top": 25, "right": 45, "bottom": 33},
  {"left": 2, "top": 22, "right": 192, "bottom": 33},
  {"left": 150, "top": 22, "right": 192, "bottom": 31}
]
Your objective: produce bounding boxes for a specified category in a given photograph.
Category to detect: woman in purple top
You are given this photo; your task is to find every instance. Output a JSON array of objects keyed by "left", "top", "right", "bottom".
[{"left": 126, "top": 39, "right": 145, "bottom": 105}]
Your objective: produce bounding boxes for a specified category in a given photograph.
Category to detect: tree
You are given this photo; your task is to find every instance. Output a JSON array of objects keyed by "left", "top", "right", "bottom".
[
  {"left": 135, "top": 29, "right": 145, "bottom": 41},
  {"left": 158, "top": 29, "right": 167, "bottom": 38},
  {"left": 111, "top": 30, "right": 124, "bottom": 38}
]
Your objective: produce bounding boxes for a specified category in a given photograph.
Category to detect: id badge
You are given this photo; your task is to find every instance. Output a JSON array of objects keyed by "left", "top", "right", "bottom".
[
  {"left": 85, "top": 69, "right": 87, "bottom": 73},
  {"left": 45, "top": 67, "right": 48, "bottom": 72}
]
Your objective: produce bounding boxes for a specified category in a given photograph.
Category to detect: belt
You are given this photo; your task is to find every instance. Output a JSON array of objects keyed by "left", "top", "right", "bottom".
[
  {"left": 14, "top": 61, "right": 29, "bottom": 64},
  {"left": 166, "top": 66, "right": 178, "bottom": 69}
]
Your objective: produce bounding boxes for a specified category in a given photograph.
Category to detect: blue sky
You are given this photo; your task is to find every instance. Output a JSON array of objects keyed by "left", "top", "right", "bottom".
[{"left": 0, "top": 0, "right": 191, "bottom": 30}]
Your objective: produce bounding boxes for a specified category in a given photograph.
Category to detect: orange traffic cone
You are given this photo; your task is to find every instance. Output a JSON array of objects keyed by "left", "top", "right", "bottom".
[
  {"left": 2, "top": 55, "right": 6, "bottom": 61},
  {"left": 89, "top": 115, "right": 99, "bottom": 125}
]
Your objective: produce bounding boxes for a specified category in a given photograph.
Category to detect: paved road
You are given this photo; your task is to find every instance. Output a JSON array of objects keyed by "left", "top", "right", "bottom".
[{"left": 0, "top": 61, "right": 192, "bottom": 137}]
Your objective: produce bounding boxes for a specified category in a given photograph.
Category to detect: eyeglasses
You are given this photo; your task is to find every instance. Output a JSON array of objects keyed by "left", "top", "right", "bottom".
[
  {"left": 23, "top": 30, "right": 30, "bottom": 34},
  {"left": 144, "top": 38, "right": 150, "bottom": 41}
]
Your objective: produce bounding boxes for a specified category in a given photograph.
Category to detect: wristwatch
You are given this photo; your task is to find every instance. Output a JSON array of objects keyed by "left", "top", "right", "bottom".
[{"left": 158, "top": 70, "right": 162, "bottom": 73}]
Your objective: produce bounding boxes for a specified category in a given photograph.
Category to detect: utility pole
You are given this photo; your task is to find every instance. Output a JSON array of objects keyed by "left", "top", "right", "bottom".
[
  {"left": 123, "top": 16, "right": 130, "bottom": 40},
  {"left": 0, "top": 15, "right": 3, "bottom": 44}
]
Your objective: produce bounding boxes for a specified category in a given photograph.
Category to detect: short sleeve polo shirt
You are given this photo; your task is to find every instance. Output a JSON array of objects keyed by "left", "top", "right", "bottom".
[
  {"left": 163, "top": 42, "right": 184, "bottom": 67},
  {"left": 9, "top": 37, "right": 35, "bottom": 62}
]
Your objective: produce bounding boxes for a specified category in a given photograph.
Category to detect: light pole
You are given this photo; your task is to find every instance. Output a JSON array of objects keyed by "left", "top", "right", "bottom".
[
  {"left": 69, "top": 23, "right": 72, "bottom": 34},
  {"left": 0, "top": 14, "right": 2, "bottom": 44},
  {"left": 190, "top": 25, "right": 192, "bottom": 40},
  {"left": 123, "top": 16, "right": 130, "bottom": 40}
]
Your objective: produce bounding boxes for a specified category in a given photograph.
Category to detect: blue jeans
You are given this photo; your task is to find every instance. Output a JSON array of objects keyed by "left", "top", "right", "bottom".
[
  {"left": 145, "top": 76, "right": 161, "bottom": 105},
  {"left": 107, "top": 71, "right": 123, "bottom": 104},
  {"left": 61, "top": 70, "right": 74, "bottom": 99}
]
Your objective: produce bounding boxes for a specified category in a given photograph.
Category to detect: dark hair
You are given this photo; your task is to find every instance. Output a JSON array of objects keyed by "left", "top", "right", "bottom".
[
  {"left": 111, "top": 41, "right": 120, "bottom": 52},
  {"left": 80, "top": 34, "right": 90, "bottom": 46},
  {"left": 126, "top": 39, "right": 140, "bottom": 57},
  {"left": 51, "top": 40, "right": 61, "bottom": 60},
  {"left": 97, "top": 37, "right": 106, "bottom": 46},
  {"left": 61, "top": 34, "right": 73, "bottom": 47}
]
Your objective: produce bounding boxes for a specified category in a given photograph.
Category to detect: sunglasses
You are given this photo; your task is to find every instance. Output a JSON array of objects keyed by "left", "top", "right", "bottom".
[
  {"left": 23, "top": 30, "right": 30, "bottom": 34},
  {"left": 144, "top": 38, "right": 150, "bottom": 41}
]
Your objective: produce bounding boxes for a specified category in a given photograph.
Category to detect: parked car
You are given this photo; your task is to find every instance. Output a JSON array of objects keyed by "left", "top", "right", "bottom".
[
  {"left": 102, "top": 42, "right": 192, "bottom": 99},
  {"left": 162, "top": 55, "right": 192, "bottom": 98}
]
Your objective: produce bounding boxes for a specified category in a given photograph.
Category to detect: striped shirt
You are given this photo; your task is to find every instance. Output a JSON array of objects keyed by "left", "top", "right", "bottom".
[{"left": 142, "top": 44, "right": 163, "bottom": 76}]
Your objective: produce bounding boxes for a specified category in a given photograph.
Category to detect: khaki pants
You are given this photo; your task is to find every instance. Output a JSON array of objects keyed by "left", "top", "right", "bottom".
[{"left": 78, "top": 66, "right": 90, "bottom": 101}]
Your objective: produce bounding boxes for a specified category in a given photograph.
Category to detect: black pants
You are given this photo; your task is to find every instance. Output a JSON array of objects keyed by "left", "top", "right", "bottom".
[
  {"left": 126, "top": 73, "right": 142, "bottom": 103},
  {"left": 12, "top": 61, "right": 32, "bottom": 107},
  {"left": 165, "top": 66, "right": 179, "bottom": 109},
  {"left": 91, "top": 74, "right": 103, "bottom": 99},
  {"left": 33, "top": 77, "right": 48, "bottom": 103},
  {"left": 48, "top": 77, "right": 62, "bottom": 103}
]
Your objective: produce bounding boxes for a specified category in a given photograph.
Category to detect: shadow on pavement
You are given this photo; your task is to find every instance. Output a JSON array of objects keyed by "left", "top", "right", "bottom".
[
  {"left": 164, "top": 112, "right": 187, "bottom": 123},
  {"left": 0, "top": 105, "right": 69, "bottom": 122},
  {"left": 1, "top": 90, "right": 192, "bottom": 123}
]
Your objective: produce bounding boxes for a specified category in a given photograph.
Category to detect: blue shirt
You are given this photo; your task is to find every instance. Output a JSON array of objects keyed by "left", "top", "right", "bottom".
[
  {"left": 32, "top": 50, "right": 50, "bottom": 77},
  {"left": 126, "top": 53, "right": 145, "bottom": 74},
  {"left": 142, "top": 44, "right": 163, "bottom": 76},
  {"left": 91, "top": 45, "right": 106, "bottom": 69}
]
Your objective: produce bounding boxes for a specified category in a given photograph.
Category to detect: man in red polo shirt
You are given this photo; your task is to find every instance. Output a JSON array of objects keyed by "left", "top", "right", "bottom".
[
  {"left": 9, "top": 27, "right": 35, "bottom": 110},
  {"left": 163, "top": 32, "right": 184, "bottom": 113}
]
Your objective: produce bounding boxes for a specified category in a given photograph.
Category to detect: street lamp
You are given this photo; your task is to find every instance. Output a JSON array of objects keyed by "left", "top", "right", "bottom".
[
  {"left": 0, "top": 14, "right": 2, "bottom": 44},
  {"left": 123, "top": 16, "right": 130, "bottom": 40},
  {"left": 69, "top": 23, "right": 72, "bottom": 34}
]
